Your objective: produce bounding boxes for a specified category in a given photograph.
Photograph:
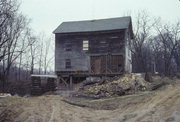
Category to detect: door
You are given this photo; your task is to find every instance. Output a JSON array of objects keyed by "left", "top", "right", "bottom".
[
  {"left": 94, "top": 58, "right": 101, "bottom": 74},
  {"left": 91, "top": 56, "right": 101, "bottom": 74},
  {"left": 90, "top": 55, "right": 123, "bottom": 74}
]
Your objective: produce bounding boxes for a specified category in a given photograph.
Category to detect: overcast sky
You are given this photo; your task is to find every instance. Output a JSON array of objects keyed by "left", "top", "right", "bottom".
[{"left": 20, "top": 0, "right": 179, "bottom": 36}]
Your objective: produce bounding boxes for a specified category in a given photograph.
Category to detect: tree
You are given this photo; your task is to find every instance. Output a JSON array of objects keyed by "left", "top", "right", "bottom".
[
  {"left": 18, "top": 27, "right": 31, "bottom": 81},
  {"left": 130, "top": 11, "right": 157, "bottom": 73},
  {"left": 0, "top": 0, "right": 30, "bottom": 91},
  {"left": 0, "top": 0, "right": 19, "bottom": 62},
  {"left": 28, "top": 36, "right": 38, "bottom": 75},
  {"left": 154, "top": 20, "right": 180, "bottom": 75},
  {"left": 37, "top": 34, "right": 54, "bottom": 75}
]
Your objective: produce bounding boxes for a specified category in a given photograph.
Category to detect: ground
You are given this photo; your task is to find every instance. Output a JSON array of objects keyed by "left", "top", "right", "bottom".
[{"left": 0, "top": 77, "right": 180, "bottom": 122}]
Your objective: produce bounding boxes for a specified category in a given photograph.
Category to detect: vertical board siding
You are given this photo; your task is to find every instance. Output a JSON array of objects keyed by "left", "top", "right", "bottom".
[
  {"left": 55, "top": 29, "right": 130, "bottom": 74},
  {"left": 90, "top": 55, "right": 123, "bottom": 74}
]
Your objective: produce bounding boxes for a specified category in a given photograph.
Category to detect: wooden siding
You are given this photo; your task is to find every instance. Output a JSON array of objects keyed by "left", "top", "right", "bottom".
[
  {"left": 88, "top": 31, "right": 125, "bottom": 54},
  {"left": 55, "top": 29, "right": 132, "bottom": 75},
  {"left": 55, "top": 34, "right": 90, "bottom": 72},
  {"left": 124, "top": 28, "right": 132, "bottom": 73},
  {"left": 90, "top": 55, "right": 123, "bottom": 74}
]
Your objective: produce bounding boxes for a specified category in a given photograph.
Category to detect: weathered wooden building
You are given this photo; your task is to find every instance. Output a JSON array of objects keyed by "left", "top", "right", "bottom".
[{"left": 53, "top": 16, "right": 134, "bottom": 79}]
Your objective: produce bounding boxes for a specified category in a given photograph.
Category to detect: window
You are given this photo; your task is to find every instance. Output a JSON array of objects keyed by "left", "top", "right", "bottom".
[
  {"left": 100, "top": 40, "right": 107, "bottom": 44},
  {"left": 83, "top": 40, "right": 89, "bottom": 50},
  {"left": 100, "top": 40, "right": 108, "bottom": 48},
  {"left": 65, "top": 59, "right": 71, "bottom": 69},
  {"left": 65, "top": 43, "right": 72, "bottom": 51},
  {"left": 110, "top": 36, "right": 119, "bottom": 39}
]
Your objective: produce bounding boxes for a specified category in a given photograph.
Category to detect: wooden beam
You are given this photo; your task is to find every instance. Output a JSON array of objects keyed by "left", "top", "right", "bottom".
[
  {"left": 59, "top": 76, "right": 69, "bottom": 88},
  {"left": 70, "top": 76, "right": 73, "bottom": 89}
]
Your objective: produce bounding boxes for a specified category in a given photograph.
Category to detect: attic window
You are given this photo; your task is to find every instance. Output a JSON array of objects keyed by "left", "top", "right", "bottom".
[
  {"left": 65, "top": 59, "right": 71, "bottom": 69},
  {"left": 65, "top": 43, "right": 72, "bottom": 51},
  {"left": 83, "top": 40, "right": 89, "bottom": 50}
]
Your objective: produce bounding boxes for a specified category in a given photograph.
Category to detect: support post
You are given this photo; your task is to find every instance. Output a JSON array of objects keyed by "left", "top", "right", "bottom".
[
  {"left": 57, "top": 77, "right": 60, "bottom": 89},
  {"left": 59, "top": 76, "right": 69, "bottom": 88},
  {"left": 70, "top": 76, "right": 73, "bottom": 90}
]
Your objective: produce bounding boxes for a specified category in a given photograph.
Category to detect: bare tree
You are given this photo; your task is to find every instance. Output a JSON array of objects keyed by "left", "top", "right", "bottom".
[
  {"left": 43, "top": 37, "right": 52, "bottom": 74},
  {"left": 0, "top": 0, "right": 54, "bottom": 93},
  {"left": 130, "top": 11, "right": 157, "bottom": 72},
  {"left": 174, "top": 43, "right": 180, "bottom": 72},
  {"left": 0, "top": 0, "right": 19, "bottom": 62},
  {"left": 18, "top": 27, "right": 31, "bottom": 80},
  {"left": 37, "top": 33, "right": 54, "bottom": 75},
  {"left": 0, "top": 0, "right": 30, "bottom": 91},
  {"left": 154, "top": 20, "right": 180, "bottom": 75},
  {"left": 28, "top": 36, "right": 38, "bottom": 75},
  {"left": 38, "top": 42, "right": 43, "bottom": 74}
]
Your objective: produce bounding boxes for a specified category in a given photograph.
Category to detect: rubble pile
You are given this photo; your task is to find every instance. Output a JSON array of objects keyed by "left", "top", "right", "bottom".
[{"left": 77, "top": 74, "right": 150, "bottom": 98}]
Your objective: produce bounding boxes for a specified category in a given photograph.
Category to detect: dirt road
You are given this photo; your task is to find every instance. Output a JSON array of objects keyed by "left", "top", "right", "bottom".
[{"left": 0, "top": 83, "right": 180, "bottom": 122}]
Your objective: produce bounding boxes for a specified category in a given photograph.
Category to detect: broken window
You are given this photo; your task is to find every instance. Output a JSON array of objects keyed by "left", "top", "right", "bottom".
[
  {"left": 83, "top": 40, "right": 89, "bottom": 50},
  {"left": 65, "top": 43, "right": 72, "bottom": 51},
  {"left": 65, "top": 59, "right": 71, "bottom": 69}
]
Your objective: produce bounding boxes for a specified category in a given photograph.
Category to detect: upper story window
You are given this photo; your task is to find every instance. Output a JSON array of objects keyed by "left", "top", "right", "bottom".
[
  {"left": 100, "top": 40, "right": 108, "bottom": 48},
  {"left": 110, "top": 36, "right": 119, "bottom": 39},
  {"left": 65, "top": 59, "right": 71, "bottom": 69},
  {"left": 65, "top": 43, "right": 72, "bottom": 51},
  {"left": 100, "top": 40, "right": 107, "bottom": 44},
  {"left": 83, "top": 40, "right": 89, "bottom": 50}
]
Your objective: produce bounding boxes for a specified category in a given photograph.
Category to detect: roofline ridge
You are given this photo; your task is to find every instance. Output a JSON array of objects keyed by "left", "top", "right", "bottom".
[
  {"left": 53, "top": 16, "right": 132, "bottom": 34},
  {"left": 61, "top": 16, "right": 131, "bottom": 23}
]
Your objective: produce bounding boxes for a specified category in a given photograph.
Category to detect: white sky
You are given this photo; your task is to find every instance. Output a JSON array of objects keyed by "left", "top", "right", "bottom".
[{"left": 20, "top": 0, "right": 180, "bottom": 36}]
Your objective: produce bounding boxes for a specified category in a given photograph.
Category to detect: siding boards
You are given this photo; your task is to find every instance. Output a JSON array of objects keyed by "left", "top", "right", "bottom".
[
  {"left": 88, "top": 31, "right": 125, "bottom": 54},
  {"left": 90, "top": 55, "right": 123, "bottom": 74},
  {"left": 55, "top": 35, "right": 89, "bottom": 72},
  {"left": 55, "top": 30, "right": 127, "bottom": 74}
]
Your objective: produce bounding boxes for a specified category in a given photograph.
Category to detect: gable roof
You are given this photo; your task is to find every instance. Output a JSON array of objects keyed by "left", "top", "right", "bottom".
[{"left": 53, "top": 16, "right": 132, "bottom": 34}]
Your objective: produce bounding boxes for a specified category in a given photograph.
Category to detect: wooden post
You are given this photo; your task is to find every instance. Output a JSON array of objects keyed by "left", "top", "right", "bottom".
[
  {"left": 70, "top": 76, "right": 73, "bottom": 90},
  {"left": 57, "top": 77, "right": 60, "bottom": 89},
  {"left": 59, "top": 76, "right": 68, "bottom": 88}
]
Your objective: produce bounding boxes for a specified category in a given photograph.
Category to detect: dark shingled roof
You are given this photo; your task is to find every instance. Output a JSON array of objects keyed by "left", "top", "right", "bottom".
[{"left": 53, "top": 16, "right": 132, "bottom": 34}]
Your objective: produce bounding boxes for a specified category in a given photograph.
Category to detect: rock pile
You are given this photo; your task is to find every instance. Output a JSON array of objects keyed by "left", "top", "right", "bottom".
[{"left": 76, "top": 74, "right": 150, "bottom": 98}]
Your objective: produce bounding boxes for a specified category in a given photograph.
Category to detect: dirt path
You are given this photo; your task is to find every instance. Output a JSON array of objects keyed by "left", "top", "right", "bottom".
[{"left": 0, "top": 83, "right": 180, "bottom": 122}]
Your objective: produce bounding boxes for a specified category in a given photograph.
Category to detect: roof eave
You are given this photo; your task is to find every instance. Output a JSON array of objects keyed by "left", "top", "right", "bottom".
[{"left": 53, "top": 28, "right": 127, "bottom": 34}]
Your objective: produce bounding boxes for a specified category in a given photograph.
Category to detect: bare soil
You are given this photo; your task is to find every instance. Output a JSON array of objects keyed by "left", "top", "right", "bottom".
[{"left": 0, "top": 77, "right": 180, "bottom": 122}]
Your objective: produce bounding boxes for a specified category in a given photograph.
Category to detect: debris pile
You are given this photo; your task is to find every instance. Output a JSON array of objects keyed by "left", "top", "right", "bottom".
[
  {"left": 76, "top": 74, "right": 150, "bottom": 98},
  {"left": 0, "top": 93, "right": 11, "bottom": 98}
]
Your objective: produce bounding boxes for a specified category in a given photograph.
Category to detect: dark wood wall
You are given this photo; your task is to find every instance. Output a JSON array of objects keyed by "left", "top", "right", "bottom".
[
  {"left": 55, "top": 34, "right": 89, "bottom": 72},
  {"left": 55, "top": 30, "right": 126, "bottom": 74},
  {"left": 91, "top": 55, "right": 124, "bottom": 74},
  {"left": 88, "top": 31, "right": 125, "bottom": 54}
]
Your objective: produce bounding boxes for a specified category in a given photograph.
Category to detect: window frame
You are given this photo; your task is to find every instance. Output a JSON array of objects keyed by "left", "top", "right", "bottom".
[
  {"left": 65, "top": 59, "right": 71, "bottom": 69},
  {"left": 83, "top": 40, "right": 89, "bottom": 51},
  {"left": 65, "top": 43, "right": 72, "bottom": 51},
  {"left": 100, "top": 40, "right": 108, "bottom": 48}
]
